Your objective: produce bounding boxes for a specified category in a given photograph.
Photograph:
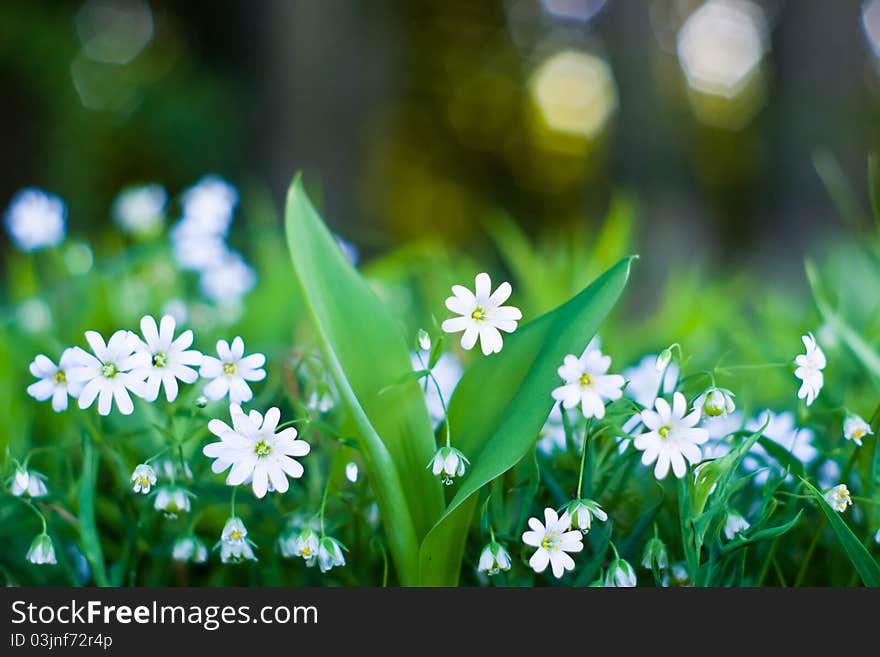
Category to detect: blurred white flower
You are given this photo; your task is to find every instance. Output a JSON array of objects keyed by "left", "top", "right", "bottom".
[
  {"left": 130, "top": 464, "right": 156, "bottom": 495},
  {"left": 817, "top": 459, "right": 842, "bottom": 490},
  {"left": 702, "top": 410, "right": 743, "bottom": 442},
  {"left": 636, "top": 392, "right": 709, "bottom": 479},
  {"left": 744, "top": 410, "right": 817, "bottom": 485},
  {"left": 411, "top": 352, "right": 463, "bottom": 425},
  {"left": 282, "top": 527, "right": 319, "bottom": 564},
  {"left": 134, "top": 314, "right": 202, "bottom": 402},
  {"left": 560, "top": 498, "right": 607, "bottom": 534},
  {"left": 112, "top": 184, "right": 166, "bottom": 235},
  {"left": 478, "top": 541, "right": 512, "bottom": 576},
  {"left": 11, "top": 467, "right": 48, "bottom": 498},
  {"left": 153, "top": 486, "right": 191, "bottom": 517},
  {"left": 67, "top": 330, "right": 150, "bottom": 415},
  {"left": 317, "top": 536, "right": 347, "bottom": 573},
  {"left": 199, "top": 252, "right": 257, "bottom": 304},
  {"left": 345, "top": 462, "right": 359, "bottom": 483},
  {"left": 623, "top": 354, "right": 679, "bottom": 408},
  {"left": 441, "top": 272, "right": 522, "bottom": 355},
  {"left": 4, "top": 188, "right": 66, "bottom": 252},
  {"left": 522, "top": 507, "right": 583, "bottom": 578},
  {"left": 655, "top": 348, "right": 673, "bottom": 372},
  {"left": 875, "top": 528, "right": 880, "bottom": 544},
  {"left": 694, "top": 386, "right": 736, "bottom": 418},
  {"left": 794, "top": 332, "right": 825, "bottom": 406},
  {"left": 17, "top": 298, "right": 52, "bottom": 334},
  {"left": 641, "top": 536, "right": 668, "bottom": 571},
  {"left": 428, "top": 446, "right": 469, "bottom": 485},
  {"left": 26, "top": 533, "right": 57, "bottom": 565},
  {"left": 551, "top": 346, "right": 624, "bottom": 420},
  {"left": 723, "top": 511, "right": 750, "bottom": 540},
  {"left": 172, "top": 535, "right": 208, "bottom": 563},
  {"left": 417, "top": 329, "right": 431, "bottom": 352},
  {"left": 200, "top": 337, "right": 265, "bottom": 404},
  {"left": 154, "top": 457, "right": 193, "bottom": 482},
  {"left": 218, "top": 517, "right": 257, "bottom": 563},
  {"left": 204, "top": 403, "right": 310, "bottom": 498},
  {"left": 162, "top": 299, "right": 188, "bottom": 325},
  {"left": 181, "top": 175, "right": 238, "bottom": 236},
  {"left": 823, "top": 484, "right": 852, "bottom": 513},
  {"left": 27, "top": 348, "right": 87, "bottom": 412},
  {"left": 171, "top": 229, "right": 229, "bottom": 272},
  {"left": 843, "top": 414, "right": 872, "bottom": 447},
  {"left": 605, "top": 557, "right": 637, "bottom": 587}
]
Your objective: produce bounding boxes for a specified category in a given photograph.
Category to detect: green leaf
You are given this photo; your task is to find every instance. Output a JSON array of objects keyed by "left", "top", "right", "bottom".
[
  {"left": 801, "top": 479, "right": 880, "bottom": 586},
  {"left": 722, "top": 510, "right": 803, "bottom": 553},
  {"left": 419, "top": 257, "right": 635, "bottom": 584},
  {"left": 79, "top": 431, "right": 109, "bottom": 587},
  {"left": 284, "top": 175, "right": 444, "bottom": 585}
]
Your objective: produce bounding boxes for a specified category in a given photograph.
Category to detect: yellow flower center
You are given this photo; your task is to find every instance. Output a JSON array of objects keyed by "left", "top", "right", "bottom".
[
  {"left": 223, "top": 362, "right": 237, "bottom": 376},
  {"left": 541, "top": 530, "right": 560, "bottom": 552},
  {"left": 254, "top": 440, "right": 272, "bottom": 458},
  {"left": 136, "top": 476, "right": 149, "bottom": 487},
  {"left": 853, "top": 428, "right": 865, "bottom": 440},
  {"left": 152, "top": 352, "right": 168, "bottom": 368},
  {"left": 54, "top": 370, "right": 66, "bottom": 384},
  {"left": 230, "top": 530, "right": 243, "bottom": 540},
  {"left": 101, "top": 363, "right": 118, "bottom": 378},
  {"left": 659, "top": 426, "right": 671, "bottom": 439},
  {"left": 578, "top": 372, "right": 594, "bottom": 389},
  {"left": 471, "top": 306, "right": 487, "bottom": 322},
  {"left": 302, "top": 547, "right": 312, "bottom": 557}
]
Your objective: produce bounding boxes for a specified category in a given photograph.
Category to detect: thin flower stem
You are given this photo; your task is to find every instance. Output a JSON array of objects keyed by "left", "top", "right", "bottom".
[
  {"left": 794, "top": 516, "right": 825, "bottom": 586},
  {"left": 575, "top": 418, "right": 593, "bottom": 500},
  {"left": 418, "top": 351, "right": 452, "bottom": 448},
  {"left": 230, "top": 487, "right": 238, "bottom": 518},
  {"left": 21, "top": 499, "right": 47, "bottom": 534},
  {"left": 318, "top": 478, "right": 332, "bottom": 536}
]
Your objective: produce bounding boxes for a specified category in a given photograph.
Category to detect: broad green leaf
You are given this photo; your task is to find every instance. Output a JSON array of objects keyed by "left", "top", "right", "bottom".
[
  {"left": 802, "top": 479, "right": 880, "bottom": 586},
  {"left": 419, "top": 257, "right": 634, "bottom": 584},
  {"left": 284, "top": 176, "right": 444, "bottom": 585}
]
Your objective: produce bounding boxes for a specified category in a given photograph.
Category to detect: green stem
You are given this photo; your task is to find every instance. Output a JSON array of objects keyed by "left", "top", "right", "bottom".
[
  {"left": 576, "top": 419, "right": 593, "bottom": 499},
  {"left": 79, "top": 431, "right": 109, "bottom": 587},
  {"left": 794, "top": 516, "right": 825, "bottom": 586}
]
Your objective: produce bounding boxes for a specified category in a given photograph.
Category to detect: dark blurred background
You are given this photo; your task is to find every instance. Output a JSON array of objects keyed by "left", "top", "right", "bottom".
[{"left": 2, "top": 0, "right": 878, "bottom": 275}]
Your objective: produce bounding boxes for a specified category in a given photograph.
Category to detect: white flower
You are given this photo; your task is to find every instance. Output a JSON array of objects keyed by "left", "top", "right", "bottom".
[
  {"left": 135, "top": 314, "right": 203, "bottom": 402},
  {"left": 172, "top": 536, "right": 208, "bottom": 563},
  {"left": 204, "top": 403, "right": 310, "bottom": 498},
  {"left": 67, "top": 330, "right": 150, "bottom": 415},
  {"left": 560, "top": 498, "right": 608, "bottom": 534},
  {"left": 723, "top": 511, "right": 751, "bottom": 539},
  {"left": 875, "top": 528, "right": 880, "bottom": 544},
  {"left": 441, "top": 272, "right": 522, "bottom": 355},
  {"left": 641, "top": 537, "right": 668, "bottom": 570},
  {"left": 428, "top": 446, "right": 469, "bottom": 485},
  {"left": 282, "top": 527, "right": 320, "bottom": 563},
  {"left": 744, "top": 410, "right": 817, "bottom": 485},
  {"left": 551, "top": 347, "right": 625, "bottom": 420},
  {"left": 130, "top": 464, "right": 157, "bottom": 495},
  {"left": 522, "top": 507, "right": 583, "bottom": 578},
  {"left": 154, "top": 458, "right": 194, "bottom": 482},
  {"left": 635, "top": 392, "right": 709, "bottom": 479},
  {"left": 411, "top": 352, "right": 463, "bottom": 424},
  {"left": 5, "top": 188, "right": 66, "bottom": 252},
  {"left": 181, "top": 175, "right": 238, "bottom": 236},
  {"left": 623, "top": 354, "right": 679, "bottom": 408},
  {"left": 694, "top": 386, "right": 736, "bottom": 418},
  {"left": 171, "top": 229, "right": 229, "bottom": 272},
  {"left": 153, "top": 486, "right": 191, "bottom": 516},
  {"left": 199, "top": 252, "right": 256, "bottom": 303},
  {"left": 218, "top": 517, "right": 257, "bottom": 563},
  {"left": 823, "top": 484, "right": 852, "bottom": 513},
  {"left": 843, "top": 414, "right": 873, "bottom": 447},
  {"left": 112, "top": 184, "right": 166, "bottom": 235},
  {"left": 26, "top": 533, "right": 57, "bottom": 565},
  {"left": 345, "top": 462, "right": 359, "bottom": 483},
  {"left": 162, "top": 299, "right": 188, "bottom": 325},
  {"left": 199, "top": 337, "right": 266, "bottom": 404},
  {"left": 417, "top": 329, "right": 432, "bottom": 352},
  {"left": 17, "top": 298, "right": 52, "bottom": 333},
  {"left": 316, "top": 536, "right": 346, "bottom": 573},
  {"left": 655, "top": 348, "right": 673, "bottom": 371},
  {"left": 605, "top": 558, "right": 637, "bottom": 587},
  {"left": 478, "top": 541, "right": 512, "bottom": 575},
  {"left": 10, "top": 468, "right": 48, "bottom": 498},
  {"left": 794, "top": 332, "right": 825, "bottom": 406},
  {"left": 27, "top": 348, "right": 86, "bottom": 412}
]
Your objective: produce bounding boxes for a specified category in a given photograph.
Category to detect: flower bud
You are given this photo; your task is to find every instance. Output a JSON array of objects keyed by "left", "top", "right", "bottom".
[
  {"left": 698, "top": 387, "right": 736, "bottom": 418},
  {"left": 655, "top": 348, "right": 672, "bottom": 372},
  {"left": 560, "top": 498, "right": 608, "bottom": 534},
  {"left": 605, "top": 558, "right": 637, "bottom": 587},
  {"left": 641, "top": 537, "right": 668, "bottom": 571},
  {"left": 417, "top": 329, "right": 432, "bottom": 352}
]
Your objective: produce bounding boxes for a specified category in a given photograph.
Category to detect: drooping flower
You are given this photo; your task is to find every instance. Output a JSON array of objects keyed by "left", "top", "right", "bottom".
[
  {"left": 694, "top": 386, "right": 736, "bottom": 418},
  {"left": 112, "top": 184, "right": 166, "bottom": 235},
  {"left": 427, "top": 446, "right": 469, "bottom": 485},
  {"left": 172, "top": 536, "right": 208, "bottom": 563},
  {"left": 522, "top": 507, "right": 583, "bottom": 579},
  {"left": 10, "top": 467, "right": 48, "bottom": 498},
  {"left": 635, "top": 392, "right": 709, "bottom": 479},
  {"left": 843, "top": 414, "right": 873, "bottom": 447},
  {"left": 5, "top": 188, "right": 66, "bottom": 252},
  {"left": 130, "top": 464, "right": 157, "bottom": 495},
  {"left": 794, "top": 332, "right": 825, "bottom": 406},
  {"left": 203, "top": 404, "right": 310, "bottom": 498},
  {"left": 441, "top": 272, "right": 522, "bottom": 355},
  {"left": 26, "top": 533, "right": 57, "bottom": 565},
  {"left": 478, "top": 541, "right": 512, "bottom": 576},
  {"left": 135, "top": 314, "right": 203, "bottom": 402},
  {"left": 26, "top": 348, "right": 86, "bottom": 412},
  {"left": 641, "top": 537, "right": 668, "bottom": 571},
  {"left": 199, "top": 337, "right": 266, "bottom": 404},
  {"left": 823, "top": 484, "right": 852, "bottom": 513},
  {"left": 281, "top": 527, "right": 320, "bottom": 564},
  {"left": 723, "top": 511, "right": 751, "bottom": 539},
  {"left": 67, "top": 330, "right": 150, "bottom": 416},
  {"left": 560, "top": 498, "right": 608, "bottom": 534},
  {"left": 551, "top": 347, "right": 625, "bottom": 420},
  {"left": 605, "top": 557, "right": 637, "bottom": 587},
  {"left": 316, "top": 536, "right": 347, "bottom": 573},
  {"left": 153, "top": 486, "right": 191, "bottom": 517},
  {"left": 218, "top": 517, "right": 257, "bottom": 563}
]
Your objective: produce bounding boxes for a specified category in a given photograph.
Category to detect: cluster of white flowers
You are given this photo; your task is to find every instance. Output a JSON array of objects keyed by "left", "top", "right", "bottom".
[
  {"left": 279, "top": 526, "right": 347, "bottom": 573},
  {"left": 169, "top": 176, "right": 256, "bottom": 306},
  {"left": 4, "top": 188, "right": 66, "bottom": 252},
  {"left": 823, "top": 484, "right": 852, "bottom": 513},
  {"left": 26, "top": 314, "right": 266, "bottom": 415},
  {"left": 11, "top": 467, "right": 49, "bottom": 498}
]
